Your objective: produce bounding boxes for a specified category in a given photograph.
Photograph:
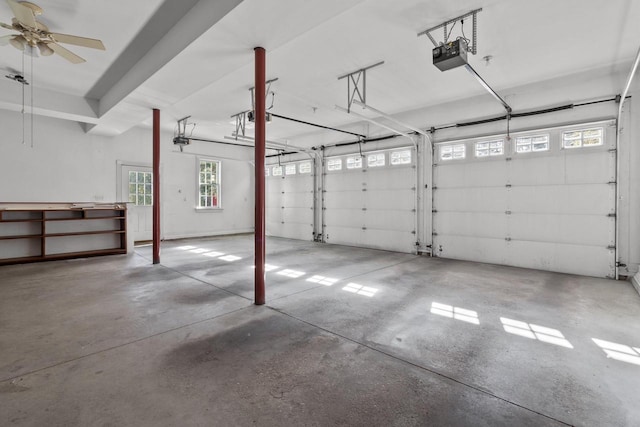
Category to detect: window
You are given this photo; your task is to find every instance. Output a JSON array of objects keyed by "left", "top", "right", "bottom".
[
  {"left": 516, "top": 134, "right": 549, "bottom": 153},
  {"left": 562, "top": 127, "right": 604, "bottom": 149},
  {"left": 367, "top": 153, "right": 385, "bottom": 167},
  {"left": 327, "top": 158, "right": 342, "bottom": 171},
  {"left": 129, "top": 171, "right": 152, "bottom": 206},
  {"left": 198, "top": 159, "right": 220, "bottom": 208},
  {"left": 265, "top": 168, "right": 270, "bottom": 177},
  {"left": 390, "top": 149, "right": 412, "bottom": 165},
  {"left": 440, "top": 144, "right": 465, "bottom": 161},
  {"left": 299, "top": 162, "right": 311, "bottom": 173},
  {"left": 475, "top": 140, "right": 503, "bottom": 157},
  {"left": 285, "top": 164, "right": 297, "bottom": 175},
  {"left": 346, "top": 156, "right": 362, "bottom": 169},
  {"left": 273, "top": 166, "right": 283, "bottom": 176}
]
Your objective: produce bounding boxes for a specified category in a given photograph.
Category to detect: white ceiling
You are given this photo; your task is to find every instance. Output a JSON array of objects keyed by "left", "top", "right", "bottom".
[{"left": 0, "top": 0, "right": 639, "bottom": 144}]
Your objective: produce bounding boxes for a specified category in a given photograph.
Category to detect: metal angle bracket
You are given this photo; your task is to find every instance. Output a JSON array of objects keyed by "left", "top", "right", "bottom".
[
  {"left": 230, "top": 111, "right": 249, "bottom": 139},
  {"left": 250, "top": 77, "right": 279, "bottom": 111},
  {"left": 418, "top": 8, "right": 482, "bottom": 55},
  {"left": 337, "top": 61, "right": 384, "bottom": 113}
]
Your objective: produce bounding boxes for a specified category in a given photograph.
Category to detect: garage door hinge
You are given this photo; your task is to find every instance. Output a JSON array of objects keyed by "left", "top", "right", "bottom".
[
  {"left": 432, "top": 209, "right": 438, "bottom": 213},
  {"left": 616, "top": 261, "right": 627, "bottom": 267},
  {"left": 607, "top": 213, "right": 616, "bottom": 218},
  {"left": 432, "top": 186, "right": 438, "bottom": 190},
  {"left": 505, "top": 237, "right": 512, "bottom": 241},
  {"left": 432, "top": 232, "right": 438, "bottom": 236},
  {"left": 608, "top": 149, "right": 617, "bottom": 153},
  {"left": 506, "top": 157, "right": 512, "bottom": 161},
  {"left": 412, "top": 187, "right": 416, "bottom": 190},
  {"left": 281, "top": 221, "right": 285, "bottom": 224},
  {"left": 281, "top": 206, "right": 285, "bottom": 209},
  {"left": 412, "top": 209, "right": 416, "bottom": 212},
  {"left": 505, "top": 210, "right": 512, "bottom": 215},
  {"left": 608, "top": 181, "right": 616, "bottom": 185},
  {"left": 362, "top": 227, "right": 367, "bottom": 230},
  {"left": 281, "top": 191, "right": 285, "bottom": 194},
  {"left": 362, "top": 188, "right": 367, "bottom": 192},
  {"left": 607, "top": 245, "right": 616, "bottom": 250},
  {"left": 506, "top": 184, "right": 512, "bottom": 188},
  {"left": 362, "top": 208, "right": 367, "bottom": 211}
]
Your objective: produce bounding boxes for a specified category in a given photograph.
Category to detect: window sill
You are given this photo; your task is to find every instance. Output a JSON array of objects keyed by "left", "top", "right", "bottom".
[{"left": 195, "top": 207, "right": 223, "bottom": 213}]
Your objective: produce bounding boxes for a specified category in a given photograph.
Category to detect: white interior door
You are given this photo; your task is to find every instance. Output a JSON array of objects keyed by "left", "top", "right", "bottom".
[
  {"left": 120, "top": 165, "right": 153, "bottom": 242},
  {"left": 432, "top": 120, "right": 616, "bottom": 278}
]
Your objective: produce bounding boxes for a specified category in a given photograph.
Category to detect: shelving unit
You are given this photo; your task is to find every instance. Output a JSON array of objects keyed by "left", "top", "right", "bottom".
[{"left": 0, "top": 203, "right": 127, "bottom": 265}]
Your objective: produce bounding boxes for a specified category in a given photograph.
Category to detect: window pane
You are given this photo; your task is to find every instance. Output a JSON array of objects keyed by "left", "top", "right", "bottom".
[
  {"left": 285, "top": 164, "right": 297, "bottom": 175},
  {"left": 299, "top": 162, "right": 311, "bottom": 173},
  {"left": 137, "top": 195, "right": 145, "bottom": 205},
  {"left": 273, "top": 166, "right": 283, "bottom": 176},
  {"left": 346, "top": 156, "right": 362, "bottom": 169},
  {"left": 137, "top": 184, "right": 144, "bottom": 194},
  {"left": 129, "top": 184, "right": 136, "bottom": 195},
  {"left": 145, "top": 184, "right": 152, "bottom": 194},
  {"left": 367, "top": 153, "right": 385, "bottom": 167},
  {"left": 391, "top": 150, "right": 411, "bottom": 165},
  {"left": 129, "top": 171, "right": 136, "bottom": 183},
  {"left": 137, "top": 172, "right": 145, "bottom": 183},
  {"left": 145, "top": 195, "right": 152, "bottom": 205},
  {"left": 128, "top": 194, "right": 136, "bottom": 203},
  {"left": 144, "top": 173, "right": 152, "bottom": 184},
  {"left": 327, "top": 159, "right": 342, "bottom": 171}
]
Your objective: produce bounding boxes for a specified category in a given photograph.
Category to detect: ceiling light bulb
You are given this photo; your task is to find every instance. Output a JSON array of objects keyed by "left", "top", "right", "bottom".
[
  {"left": 9, "top": 35, "right": 26, "bottom": 51},
  {"left": 38, "top": 42, "right": 54, "bottom": 56}
]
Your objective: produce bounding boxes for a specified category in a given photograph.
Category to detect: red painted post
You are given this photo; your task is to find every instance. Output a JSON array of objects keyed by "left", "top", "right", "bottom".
[
  {"left": 254, "top": 47, "right": 266, "bottom": 305},
  {"left": 152, "top": 108, "right": 161, "bottom": 264}
]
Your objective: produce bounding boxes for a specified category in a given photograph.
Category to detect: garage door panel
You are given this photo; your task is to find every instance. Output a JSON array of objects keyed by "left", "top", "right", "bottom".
[
  {"left": 366, "top": 167, "right": 414, "bottom": 188},
  {"left": 565, "top": 151, "right": 615, "bottom": 184},
  {"left": 509, "top": 156, "right": 565, "bottom": 185},
  {"left": 283, "top": 192, "right": 314, "bottom": 207},
  {"left": 278, "top": 223, "right": 314, "bottom": 240},
  {"left": 509, "top": 184, "right": 614, "bottom": 215},
  {"left": 436, "top": 161, "right": 507, "bottom": 188},
  {"left": 364, "top": 210, "right": 413, "bottom": 231},
  {"left": 364, "top": 189, "right": 414, "bottom": 210},
  {"left": 435, "top": 212, "right": 507, "bottom": 238},
  {"left": 437, "top": 235, "right": 508, "bottom": 266},
  {"left": 509, "top": 214, "right": 614, "bottom": 246},
  {"left": 324, "top": 191, "right": 364, "bottom": 209},
  {"left": 325, "top": 209, "right": 365, "bottom": 228},
  {"left": 506, "top": 241, "right": 615, "bottom": 278},
  {"left": 360, "top": 229, "right": 414, "bottom": 253},
  {"left": 283, "top": 208, "right": 313, "bottom": 223},
  {"left": 325, "top": 226, "right": 364, "bottom": 247},
  {"left": 435, "top": 187, "right": 508, "bottom": 212},
  {"left": 325, "top": 173, "right": 365, "bottom": 191}
]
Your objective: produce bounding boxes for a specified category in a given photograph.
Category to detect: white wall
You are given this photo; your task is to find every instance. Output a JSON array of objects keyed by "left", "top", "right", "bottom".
[{"left": 0, "top": 110, "right": 255, "bottom": 240}]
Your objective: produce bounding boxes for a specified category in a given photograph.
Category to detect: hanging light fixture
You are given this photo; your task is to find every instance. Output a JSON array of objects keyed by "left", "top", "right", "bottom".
[
  {"left": 9, "top": 35, "right": 27, "bottom": 51},
  {"left": 37, "top": 42, "right": 53, "bottom": 56}
]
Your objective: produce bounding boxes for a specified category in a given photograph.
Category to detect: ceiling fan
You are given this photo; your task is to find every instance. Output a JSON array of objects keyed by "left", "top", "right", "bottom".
[{"left": 0, "top": 0, "right": 105, "bottom": 64}]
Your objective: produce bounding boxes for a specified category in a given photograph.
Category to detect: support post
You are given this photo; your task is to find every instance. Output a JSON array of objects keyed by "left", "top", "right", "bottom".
[
  {"left": 152, "top": 108, "right": 161, "bottom": 264},
  {"left": 254, "top": 47, "right": 266, "bottom": 305}
]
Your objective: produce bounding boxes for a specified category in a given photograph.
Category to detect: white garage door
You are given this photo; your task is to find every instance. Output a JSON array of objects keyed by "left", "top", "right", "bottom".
[
  {"left": 323, "top": 147, "right": 416, "bottom": 253},
  {"left": 433, "top": 120, "right": 616, "bottom": 278},
  {"left": 266, "top": 160, "right": 315, "bottom": 241}
]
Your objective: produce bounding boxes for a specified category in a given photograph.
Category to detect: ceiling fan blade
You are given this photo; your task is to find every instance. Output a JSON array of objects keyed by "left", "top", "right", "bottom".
[
  {"left": 0, "top": 34, "right": 13, "bottom": 45},
  {"left": 7, "top": 0, "right": 37, "bottom": 29},
  {"left": 50, "top": 33, "right": 105, "bottom": 50},
  {"left": 0, "top": 21, "right": 16, "bottom": 30},
  {"left": 49, "top": 42, "right": 85, "bottom": 64}
]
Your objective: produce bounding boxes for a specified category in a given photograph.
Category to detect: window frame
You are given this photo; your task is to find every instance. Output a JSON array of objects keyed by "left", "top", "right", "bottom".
[
  {"left": 128, "top": 170, "right": 153, "bottom": 206},
  {"left": 561, "top": 127, "right": 604, "bottom": 149},
  {"left": 299, "top": 161, "right": 312, "bottom": 174},
  {"left": 514, "top": 134, "right": 550, "bottom": 154},
  {"left": 390, "top": 149, "right": 412, "bottom": 165},
  {"left": 474, "top": 139, "right": 504, "bottom": 158},
  {"left": 440, "top": 143, "right": 466, "bottom": 161},
  {"left": 367, "top": 152, "right": 386, "bottom": 168},
  {"left": 285, "top": 163, "right": 297, "bottom": 175},
  {"left": 327, "top": 158, "right": 342, "bottom": 171},
  {"left": 196, "top": 157, "right": 221, "bottom": 210},
  {"left": 346, "top": 155, "right": 363, "bottom": 169}
]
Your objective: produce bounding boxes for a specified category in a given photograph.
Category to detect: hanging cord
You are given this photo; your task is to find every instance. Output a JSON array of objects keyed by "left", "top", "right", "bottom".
[
  {"left": 30, "top": 49, "right": 34, "bottom": 148},
  {"left": 21, "top": 50, "right": 25, "bottom": 145},
  {"left": 460, "top": 19, "right": 471, "bottom": 47},
  {"left": 358, "top": 139, "right": 364, "bottom": 158},
  {"left": 446, "top": 21, "right": 456, "bottom": 43}
]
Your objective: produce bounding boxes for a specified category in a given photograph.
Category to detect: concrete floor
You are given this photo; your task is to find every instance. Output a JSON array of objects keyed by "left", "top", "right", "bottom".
[{"left": 1, "top": 235, "right": 639, "bottom": 426}]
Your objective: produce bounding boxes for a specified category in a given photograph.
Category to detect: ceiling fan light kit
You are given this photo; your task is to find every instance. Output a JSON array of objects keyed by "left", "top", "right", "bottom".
[{"left": 0, "top": 0, "right": 106, "bottom": 63}]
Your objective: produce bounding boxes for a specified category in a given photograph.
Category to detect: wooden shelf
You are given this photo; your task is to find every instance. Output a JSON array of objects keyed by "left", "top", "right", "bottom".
[
  {"left": 0, "top": 234, "right": 43, "bottom": 241},
  {"left": 0, "top": 203, "right": 127, "bottom": 265}
]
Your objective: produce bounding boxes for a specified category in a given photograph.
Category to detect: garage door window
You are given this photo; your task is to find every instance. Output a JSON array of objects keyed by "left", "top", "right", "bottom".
[
  {"left": 346, "top": 156, "right": 362, "bottom": 169},
  {"left": 299, "top": 162, "right": 312, "bottom": 173},
  {"left": 475, "top": 140, "right": 503, "bottom": 157},
  {"left": 367, "top": 153, "right": 385, "bottom": 167},
  {"left": 562, "top": 127, "right": 603, "bottom": 149},
  {"left": 516, "top": 135, "right": 549, "bottom": 153},
  {"left": 265, "top": 168, "right": 270, "bottom": 177},
  {"left": 327, "top": 159, "right": 342, "bottom": 171},
  {"left": 273, "top": 166, "right": 283, "bottom": 176},
  {"left": 440, "top": 144, "right": 466, "bottom": 161},
  {"left": 285, "top": 164, "right": 297, "bottom": 175},
  {"left": 391, "top": 150, "right": 412, "bottom": 165}
]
